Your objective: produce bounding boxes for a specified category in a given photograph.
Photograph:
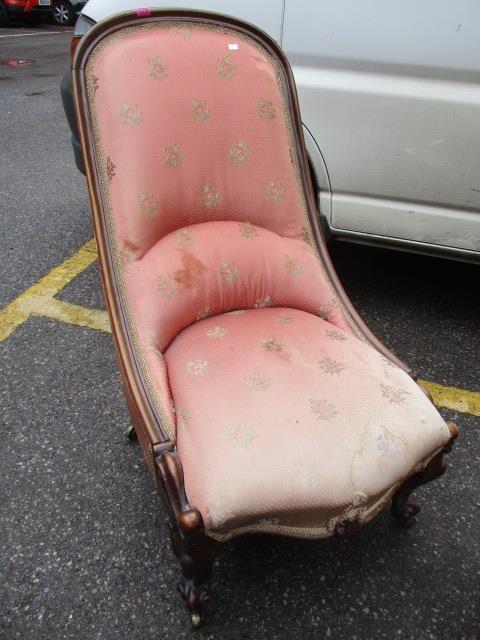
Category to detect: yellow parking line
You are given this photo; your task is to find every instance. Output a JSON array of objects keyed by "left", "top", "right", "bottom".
[
  {"left": 35, "top": 298, "right": 111, "bottom": 333},
  {"left": 419, "top": 380, "right": 480, "bottom": 417},
  {"left": 0, "top": 239, "right": 99, "bottom": 341}
]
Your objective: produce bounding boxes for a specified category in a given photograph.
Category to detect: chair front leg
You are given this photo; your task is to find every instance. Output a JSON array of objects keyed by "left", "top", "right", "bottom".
[
  {"left": 154, "top": 446, "right": 219, "bottom": 627},
  {"left": 170, "top": 519, "right": 219, "bottom": 627},
  {"left": 391, "top": 421, "right": 459, "bottom": 527}
]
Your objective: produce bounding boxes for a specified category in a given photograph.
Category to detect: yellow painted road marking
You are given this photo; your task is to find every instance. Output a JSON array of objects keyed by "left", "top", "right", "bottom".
[
  {"left": 1, "top": 239, "right": 479, "bottom": 418},
  {"left": 420, "top": 380, "right": 480, "bottom": 417},
  {"left": 0, "top": 239, "right": 110, "bottom": 341},
  {"left": 36, "top": 298, "right": 111, "bottom": 333}
]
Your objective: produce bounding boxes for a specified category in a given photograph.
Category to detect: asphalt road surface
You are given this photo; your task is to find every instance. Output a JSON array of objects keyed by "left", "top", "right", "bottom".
[{"left": 1, "top": 26, "right": 479, "bottom": 640}]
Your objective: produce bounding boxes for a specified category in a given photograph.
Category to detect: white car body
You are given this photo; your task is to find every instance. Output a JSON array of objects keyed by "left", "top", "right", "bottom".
[{"left": 77, "top": 0, "right": 480, "bottom": 261}]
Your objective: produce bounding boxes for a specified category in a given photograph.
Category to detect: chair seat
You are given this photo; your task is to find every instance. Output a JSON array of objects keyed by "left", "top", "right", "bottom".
[{"left": 165, "top": 307, "right": 451, "bottom": 540}]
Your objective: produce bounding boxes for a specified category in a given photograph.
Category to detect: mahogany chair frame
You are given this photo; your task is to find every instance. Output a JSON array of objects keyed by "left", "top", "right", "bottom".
[{"left": 72, "top": 9, "right": 458, "bottom": 627}]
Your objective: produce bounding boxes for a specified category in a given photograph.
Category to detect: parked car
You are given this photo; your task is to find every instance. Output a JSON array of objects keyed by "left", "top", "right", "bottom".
[
  {"left": 0, "top": 0, "right": 52, "bottom": 25},
  {"left": 61, "top": 0, "right": 480, "bottom": 262},
  {"left": 51, "top": 0, "right": 85, "bottom": 26}
]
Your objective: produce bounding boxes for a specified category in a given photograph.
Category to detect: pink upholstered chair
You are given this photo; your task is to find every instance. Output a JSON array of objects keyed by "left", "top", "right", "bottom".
[{"left": 72, "top": 9, "right": 458, "bottom": 627}]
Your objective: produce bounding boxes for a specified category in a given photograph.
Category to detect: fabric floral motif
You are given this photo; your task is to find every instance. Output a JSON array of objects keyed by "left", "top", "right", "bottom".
[
  {"left": 175, "top": 229, "right": 194, "bottom": 249},
  {"left": 207, "top": 326, "right": 228, "bottom": 339},
  {"left": 254, "top": 295, "right": 273, "bottom": 308},
  {"left": 138, "top": 192, "right": 158, "bottom": 216},
  {"left": 171, "top": 27, "right": 191, "bottom": 39},
  {"left": 119, "top": 246, "right": 135, "bottom": 267},
  {"left": 266, "top": 181, "right": 285, "bottom": 202},
  {"left": 220, "top": 261, "right": 239, "bottom": 284},
  {"left": 276, "top": 314, "right": 294, "bottom": 324},
  {"left": 226, "top": 423, "right": 255, "bottom": 450},
  {"left": 201, "top": 184, "right": 220, "bottom": 207},
  {"left": 190, "top": 99, "right": 210, "bottom": 122},
  {"left": 318, "top": 357, "right": 345, "bottom": 375},
  {"left": 157, "top": 274, "right": 177, "bottom": 299},
  {"left": 164, "top": 144, "right": 183, "bottom": 168},
  {"left": 380, "top": 384, "right": 410, "bottom": 405},
  {"left": 239, "top": 221, "right": 259, "bottom": 239},
  {"left": 229, "top": 140, "right": 249, "bottom": 162},
  {"left": 371, "top": 424, "right": 402, "bottom": 457},
  {"left": 119, "top": 102, "right": 142, "bottom": 125},
  {"left": 257, "top": 98, "right": 276, "bottom": 120},
  {"left": 226, "top": 309, "right": 246, "bottom": 315},
  {"left": 205, "top": 493, "right": 222, "bottom": 526},
  {"left": 146, "top": 329, "right": 162, "bottom": 352},
  {"left": 186, "top": 359, "right": 209, "bottom": 376},
  {"left": 106, "top": 157, "right": 116, "bottom": 182},
  {"left": 284, "top": 255, "right": 303, "bottom": 276},
  {"left": 216, "top": 55, "right": 237, "bottom": 79},
  {"left": 295, "top": 455, "right": 314, "bottom": 489},
  {"left": 310, "top": 398, "right": 338, "bottom": 422},
  {"left": 148, "top": 56, "right": 169, "bottom": 80},
  {"left": 326, "top": 328, "right": 346, "bottom": 342},
  {"left": 245, "top": 371, "right": 272, "bottom": 392},
  {"left": 196, "top": 304, "right": 211, "bottom": 320},
  {"left": 380, "top": 354, "right": 396, "bottom": 369},
  {"left": 146, "top": 330, "right": 157, "bottom": 351},
  {"left": 261, "top": 338, "right": 283, "bottom": 353},
  {"left": 205, "top": 483, "right": 235, "bottom": 529},
  {"left": 176, "top": 407, "right": 192, "bottom": 430},
  {"left": 317, "top": 302, "right": 334, "bottom": 320}
]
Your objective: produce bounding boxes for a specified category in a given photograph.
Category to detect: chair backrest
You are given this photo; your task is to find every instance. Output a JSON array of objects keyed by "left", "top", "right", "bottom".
[
  {"left": 83, "top": 15, "right": 313, "bottom": 256},
  {"left": 73, "top": 10, "right": 405, "bottom": 442}
]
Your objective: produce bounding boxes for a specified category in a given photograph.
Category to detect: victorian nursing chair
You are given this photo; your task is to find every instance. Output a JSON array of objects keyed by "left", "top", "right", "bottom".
[{"left": 72, "top": 9, "right": 458, "bottom": 627}]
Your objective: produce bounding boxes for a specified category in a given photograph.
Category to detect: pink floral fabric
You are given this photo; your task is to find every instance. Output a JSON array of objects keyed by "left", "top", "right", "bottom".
[
  {"left": 165, "top": 308, "right": 451, "bottom": 539},
  {"left": 90, "top": 26, "right": 313, "bottom": 257},
  {"left": 125, "top": 221, "right": 349, "bottom": 355},
  {"left": 83, "top": 19, "right": 453, "bottom": 538}
]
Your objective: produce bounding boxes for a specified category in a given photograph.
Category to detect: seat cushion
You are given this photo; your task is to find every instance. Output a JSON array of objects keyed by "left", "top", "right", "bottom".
[{"left": 165, "top": 307, "right": 451, "bottom": 540}]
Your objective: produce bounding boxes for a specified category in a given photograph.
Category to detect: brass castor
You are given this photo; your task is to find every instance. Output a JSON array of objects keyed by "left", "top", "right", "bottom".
[
  {"left": 124, "top": 425, "right": 137, "bottom": 441},
  {"left": 177, "top": 578, "right": 210, "bottom": 629},
  {"left": 191, "top": 613, "right": 202, "bottom": 629}
]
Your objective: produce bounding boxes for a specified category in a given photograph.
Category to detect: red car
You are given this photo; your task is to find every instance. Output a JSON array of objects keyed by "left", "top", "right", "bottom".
[{"left": 0, "top": 0, "right": 52, "bottom": 25}]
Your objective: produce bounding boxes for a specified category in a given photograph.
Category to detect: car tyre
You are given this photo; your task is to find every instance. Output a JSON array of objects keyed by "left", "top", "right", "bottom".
[{"left": 52, "top": 1, "right": 74, "bottom": 26}]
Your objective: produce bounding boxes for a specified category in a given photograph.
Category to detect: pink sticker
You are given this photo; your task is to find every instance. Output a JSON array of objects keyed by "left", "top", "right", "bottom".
[{"left": 136, "top": 8, "right": 151, "bottom": 16}]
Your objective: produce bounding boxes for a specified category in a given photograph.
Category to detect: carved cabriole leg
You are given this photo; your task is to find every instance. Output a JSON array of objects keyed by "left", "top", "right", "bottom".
[
  {"left": 153, "top": 444, "right": 219, "bottom": 628},
  {"left": 391, "top": 421, "right": 459, "bottom": 527},
  {"left": 170, "top": 518, "right": 218, "bottom": 628}
]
